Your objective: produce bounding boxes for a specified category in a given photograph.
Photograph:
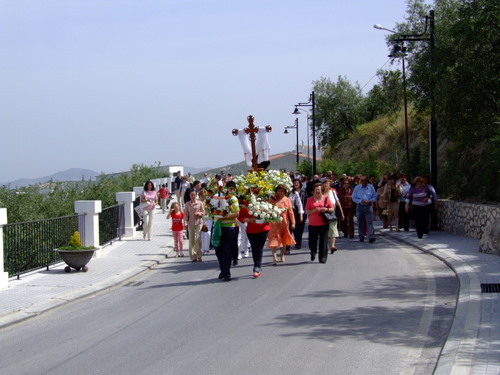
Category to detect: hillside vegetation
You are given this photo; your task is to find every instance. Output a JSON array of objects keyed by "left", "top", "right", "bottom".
[{"left": 333, "top": 107, "right": 427, "bottom": 170}]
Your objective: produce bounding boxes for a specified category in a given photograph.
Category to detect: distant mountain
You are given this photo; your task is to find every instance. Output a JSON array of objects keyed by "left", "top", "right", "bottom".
[
  {"left": 183, "top": 166, "right": 213, "bottom": 175},
  {"left": 194, "top": 150, "right": 314, "bottom": 178},
  {"left": 4, "top": 168, "right": 99, "bottom": 188}
]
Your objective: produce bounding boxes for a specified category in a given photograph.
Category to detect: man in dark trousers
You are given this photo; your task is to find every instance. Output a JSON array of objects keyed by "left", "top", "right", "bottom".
[{"left": 213, "top": 181, "right": 240, "bottom": 281}]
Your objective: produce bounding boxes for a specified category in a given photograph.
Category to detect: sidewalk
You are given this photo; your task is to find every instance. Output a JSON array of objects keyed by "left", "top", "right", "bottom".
[
  {"left": 0, "top": 211, "right": 499, "bottom": 374},
  {"left": 381, "top": 227, "right": 500, "bottom": 375},
  {"left": 0, "top": 209, "right": 175, "bottom": 329}
]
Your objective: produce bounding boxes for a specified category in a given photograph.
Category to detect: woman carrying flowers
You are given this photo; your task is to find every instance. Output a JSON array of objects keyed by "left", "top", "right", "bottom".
[
  {"left": 239, "top": 186, "right": 270, "bottom": 278},
  {"left": 267, "top": 184, "right": 295, "bottom": 265}
]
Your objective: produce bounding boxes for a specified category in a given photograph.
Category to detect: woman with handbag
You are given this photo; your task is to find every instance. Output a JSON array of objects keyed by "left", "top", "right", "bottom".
[
  {"left": 322, "top": 179, "right": 345, "bottom": 254},
  {"left": 305, "top": 183, "right": 334, "bottom": 264},
  {"left": 383, "top": 174, "right": 402, "bottom": 231},
  {"left": 184, "top": 190, "right": 205, "bottom": 262},
  {"left": 405, "top": 176, "right": 432, "bottom": 239},
  {"left": 141, "top": 180, "right": 158, "bottom": 241}
]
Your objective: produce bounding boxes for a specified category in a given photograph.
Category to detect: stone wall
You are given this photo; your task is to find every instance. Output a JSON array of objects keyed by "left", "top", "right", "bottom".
[{"left": 438, "top": 199, "right": 500, "bottom": 240}]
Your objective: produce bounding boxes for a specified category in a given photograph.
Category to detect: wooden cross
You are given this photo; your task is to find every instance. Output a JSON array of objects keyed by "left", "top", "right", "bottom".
[{"left": 232, "top": 115, "right": 272, "bottom": 171}]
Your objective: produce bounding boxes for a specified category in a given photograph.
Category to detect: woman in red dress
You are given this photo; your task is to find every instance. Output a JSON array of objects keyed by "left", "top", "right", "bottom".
[
  {"left": 338, "top": 180, "right": 355, "bottom": 238},
  {"left": 267, "top": 184, "right": 296, "bottom": 265}
]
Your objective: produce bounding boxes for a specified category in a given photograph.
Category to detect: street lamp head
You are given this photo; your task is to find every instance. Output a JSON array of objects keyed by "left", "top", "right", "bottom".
[
  {"left": 292, "top": 107, "right": 301, "bottom": 115},
  {"left": 374, "top": 24, "right": 396, "bottom": 33},
  {"left": 283, "top": 128, "right": 289, "bottom": 134}
]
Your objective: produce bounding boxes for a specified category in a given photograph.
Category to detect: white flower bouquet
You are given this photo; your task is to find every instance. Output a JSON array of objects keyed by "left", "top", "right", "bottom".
[{"left": 247, "top": 195, "right": 284, "bottom": 223}]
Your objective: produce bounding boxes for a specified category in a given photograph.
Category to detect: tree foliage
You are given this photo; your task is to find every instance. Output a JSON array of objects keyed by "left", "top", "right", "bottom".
[
  {"left": 313, "top": 76, "right": 366, "bottom": 148},
  {"left": 0, "top": 164, "right": 168, "bottom": 223},
  {"left": 365, "top": 69, "right": 405, "bottom": 121},
  {"left": 399, "top": 0, "right": 499, "bottom": 200}
]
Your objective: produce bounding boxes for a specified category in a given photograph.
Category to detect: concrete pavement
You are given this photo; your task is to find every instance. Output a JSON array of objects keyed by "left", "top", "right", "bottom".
[{"left": 0, "top": 209, "right": 498, "bottom": 374}]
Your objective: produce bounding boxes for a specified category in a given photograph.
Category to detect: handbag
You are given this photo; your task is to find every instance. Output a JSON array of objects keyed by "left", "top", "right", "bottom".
[
  {"left": 321, "top": 197, "right": 337, "bottom": 223},
  {"left": 134, "top": 205, "right": 145, "bottom": 218}
]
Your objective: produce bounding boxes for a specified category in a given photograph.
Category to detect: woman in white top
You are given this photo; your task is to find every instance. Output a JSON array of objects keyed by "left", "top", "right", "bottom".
[
  {"left": 322, "top": 179, "right": 345, "bottom": 253},
  {"left": 179, "top": 177, "right": 191, "bottom": 211},
  {"left": 287, "top": 184, "right": 304, "bottom": 254}
]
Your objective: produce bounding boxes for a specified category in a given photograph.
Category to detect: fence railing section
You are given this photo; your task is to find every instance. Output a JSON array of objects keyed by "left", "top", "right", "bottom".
[
  {"left": 99, "top": 204, "right": 125, "bottom": 246},
  {"left": 3, "top": 215, "right": 81, "bottom": 278}
]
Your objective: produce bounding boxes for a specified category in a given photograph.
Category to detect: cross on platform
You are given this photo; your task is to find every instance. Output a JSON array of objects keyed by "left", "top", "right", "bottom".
[{"left": 232, "top": 115, "right": 272, "bottom": 171}]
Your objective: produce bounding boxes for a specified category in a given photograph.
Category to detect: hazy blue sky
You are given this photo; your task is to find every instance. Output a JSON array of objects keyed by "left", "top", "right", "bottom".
[{"left": 0, "top": 0, "right": 410, "bottom": 183}]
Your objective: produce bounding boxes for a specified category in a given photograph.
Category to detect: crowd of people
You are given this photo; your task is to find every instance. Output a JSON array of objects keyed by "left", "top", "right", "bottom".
[{"left": 138, "top": 169, "right": 438, "bottom": 281}]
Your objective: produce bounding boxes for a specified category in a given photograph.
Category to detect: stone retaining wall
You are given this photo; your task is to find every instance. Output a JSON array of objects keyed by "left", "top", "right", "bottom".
[{"left": 438, "top": 199, "right": 500, "bottom": 240}]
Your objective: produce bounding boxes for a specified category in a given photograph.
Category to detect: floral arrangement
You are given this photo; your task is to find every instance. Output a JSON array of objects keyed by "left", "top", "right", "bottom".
[
  {"left": 233, "top": 170, "right": 293, "bottom": 200},
  {"left": 247, "top": 195, "right": 284, "bottom": 222},
  {"left": 207, "top": 194, "right": 233, "bottom": 217},
  {"left": 203, "top": 181, "right": 236, "bottom": 218}
]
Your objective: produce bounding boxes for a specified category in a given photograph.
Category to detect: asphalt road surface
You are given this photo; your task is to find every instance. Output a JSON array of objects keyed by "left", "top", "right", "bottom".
[{"left": 0, "top": 234, "right": 458, "bottom": 375}]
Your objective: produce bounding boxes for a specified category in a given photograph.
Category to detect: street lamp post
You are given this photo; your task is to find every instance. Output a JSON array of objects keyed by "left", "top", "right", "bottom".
[
  {"left": 293, "top": 91, "right": 316, "bottom": 175},
  {"left": 292, "top": 108, "right": 311, "bottom": 161},
  {"left": 389, "top": 43, "right": 410, "bottom": 163},
  {"left": 375, "top": 10, "right": 437, "bottom": 228},
  {"left": 284, "top": 117, "right": 299, "bottom": 169}
]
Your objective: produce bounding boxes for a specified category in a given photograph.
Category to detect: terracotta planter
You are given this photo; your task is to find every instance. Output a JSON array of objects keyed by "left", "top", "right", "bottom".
[{"left": 54, "top": 249, "right": 96, "bottom": 273}]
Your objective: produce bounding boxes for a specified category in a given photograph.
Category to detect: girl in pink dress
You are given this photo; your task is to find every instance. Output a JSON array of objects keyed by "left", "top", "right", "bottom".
[{"left": 267, "top": 184, "right": 296, "bottom": 265}]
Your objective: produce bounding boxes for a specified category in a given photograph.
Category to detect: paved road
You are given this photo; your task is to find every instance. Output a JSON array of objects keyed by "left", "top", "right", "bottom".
[{"left": 0, "top": 235, "right": 457, "bottom": 375}]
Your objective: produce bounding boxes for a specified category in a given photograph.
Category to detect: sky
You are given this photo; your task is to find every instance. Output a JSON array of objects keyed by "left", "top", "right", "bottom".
[{"left": 0, "top": 0, "right": 411, "bottom": 183}]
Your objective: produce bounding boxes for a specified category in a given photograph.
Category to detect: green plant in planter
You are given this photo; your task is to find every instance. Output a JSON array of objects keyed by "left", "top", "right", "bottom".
[
  {"left": 59, "top": 231, "right": 96, "bottom": 250},
  {"left": 56, "top": 231, "right": 96, "bottom": 272}
]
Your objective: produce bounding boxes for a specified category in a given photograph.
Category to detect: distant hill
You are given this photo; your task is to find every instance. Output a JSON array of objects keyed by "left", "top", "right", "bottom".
[
  {"left": 194, "top": 148, "right": 319, "bottom": 178},
  {"left": 2, "top": 155, "right": 310, "bottom": 189},
  {"left": 183, "top": 166, "right": 213, "bottom": 175},
  {"left": 4, "top": 168, "right": 99, "bottom": 188}
]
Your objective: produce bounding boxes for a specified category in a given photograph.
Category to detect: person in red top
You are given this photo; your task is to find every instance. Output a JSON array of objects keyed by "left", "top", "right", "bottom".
[
  {"left": 305, "top": 183, "right": 334, "bottom": 263},
  {"left": 158, "top": 184, "right": 170, "bottom": 214},
  {"left": 167, "top": 202, "right": 185, "bottom": 257},
  {"left": 239, "top": 186, "right": 271, "bottom": 278}
]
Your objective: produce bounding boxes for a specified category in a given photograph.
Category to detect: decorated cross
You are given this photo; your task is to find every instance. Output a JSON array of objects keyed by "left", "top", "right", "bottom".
[{"left": 232, "top": 115, "right": 272, "bottom": 171}]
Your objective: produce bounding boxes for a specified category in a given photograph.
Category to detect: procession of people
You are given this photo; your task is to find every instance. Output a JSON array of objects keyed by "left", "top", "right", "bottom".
[{"left": 139, "top": 168, "right": 438, "bottom": 282}]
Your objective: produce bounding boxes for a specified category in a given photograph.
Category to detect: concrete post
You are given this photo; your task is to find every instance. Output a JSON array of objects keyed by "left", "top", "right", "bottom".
[
  {"left": 133, "top": 186, "right": 143, "bottom": 199},
  {"left": 74, "top": 201, "right": 102, "bottom": 256},
  {"left": 0, "top": 209, "right": 9, "bottom": 289},
  {"left": 116, "top": 192, "right": 136, "bottom": 237},
  {"left": 153, "top": 179, "right": 161, "bottom": 191}
]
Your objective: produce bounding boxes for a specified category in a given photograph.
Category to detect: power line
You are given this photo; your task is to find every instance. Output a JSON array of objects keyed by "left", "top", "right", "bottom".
[{"left": 361, "top": 57, "right": 392, "bottom": 91}]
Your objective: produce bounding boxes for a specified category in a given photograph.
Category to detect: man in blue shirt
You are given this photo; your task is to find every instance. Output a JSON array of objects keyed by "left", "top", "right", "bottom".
[{"left": 352, "top": 175, "right": 377, "bottom": 243}]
